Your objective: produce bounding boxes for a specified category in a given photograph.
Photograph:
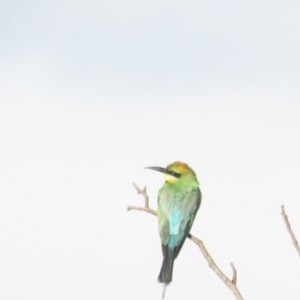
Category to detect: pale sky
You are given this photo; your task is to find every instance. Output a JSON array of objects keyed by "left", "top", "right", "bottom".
[{"left": 1, "top": 1, "right": 300, "bottom": 299}]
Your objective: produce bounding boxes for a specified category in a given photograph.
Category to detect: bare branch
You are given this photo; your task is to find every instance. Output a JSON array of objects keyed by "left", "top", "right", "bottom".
[
  {"left": 128, "top": 183, "right": 244, "bottom": 300},
  {"left": 127, "top": 205, "right": 157, "bottom": 216},
  {"left": 190, "top": 236, "right": 243, "bottom": 300},
  {"left": 132, "top": 182, "right": 149, "bottom": 208},
  {"left": 230, "top": 262, "right": 237, "bottom": 285},
  {"left": 127, "top": 182, "right": 156, "bottom": 216},
  {"left": 281, "top": 205, "right": 300, "bottom": 259}
]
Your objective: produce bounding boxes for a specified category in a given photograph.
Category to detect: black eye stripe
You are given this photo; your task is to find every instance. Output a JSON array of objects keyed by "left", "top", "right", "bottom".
[{"left": 169, "top": 170, "right": 181, "bottom": 178}]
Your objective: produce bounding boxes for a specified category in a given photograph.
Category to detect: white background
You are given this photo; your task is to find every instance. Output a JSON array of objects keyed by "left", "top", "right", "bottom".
[{"left": 1, "top": 1, "right": 300, "bottom": 299}]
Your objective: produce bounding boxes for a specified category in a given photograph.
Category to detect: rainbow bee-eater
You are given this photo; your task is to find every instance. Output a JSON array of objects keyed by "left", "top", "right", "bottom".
[{"left": 147, "top": 161, "right": 201, "bottom": 298}]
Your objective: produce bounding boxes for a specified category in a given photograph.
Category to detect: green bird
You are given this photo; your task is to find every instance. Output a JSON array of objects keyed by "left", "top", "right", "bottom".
[{"left": 147, "top": 161, "right": 201, "bottom": 298}]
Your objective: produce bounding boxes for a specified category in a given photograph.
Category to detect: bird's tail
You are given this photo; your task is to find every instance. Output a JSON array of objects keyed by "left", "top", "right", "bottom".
[{"left": 158, "top": 247, "right": 175, "bottom": 298}]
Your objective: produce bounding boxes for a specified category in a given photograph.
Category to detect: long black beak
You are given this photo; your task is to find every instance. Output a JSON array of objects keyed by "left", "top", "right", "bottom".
[{"left": 145, "top": 166, "right": 180, "bottom": 178}]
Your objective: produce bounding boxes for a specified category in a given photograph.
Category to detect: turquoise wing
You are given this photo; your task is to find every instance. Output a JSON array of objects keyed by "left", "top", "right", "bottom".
[{"left": 158, "top": 186, "right": 201, "bottom": 253}]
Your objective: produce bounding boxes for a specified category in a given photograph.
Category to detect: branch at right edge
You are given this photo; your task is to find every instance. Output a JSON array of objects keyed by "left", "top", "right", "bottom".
[{"left": 281, "top": 205, "right": 300, "bottom": 259}]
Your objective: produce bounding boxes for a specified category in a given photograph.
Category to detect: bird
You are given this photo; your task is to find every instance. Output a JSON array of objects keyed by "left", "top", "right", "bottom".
[{"left": 146, "top": 161, "right": 201, "bottom": 298}]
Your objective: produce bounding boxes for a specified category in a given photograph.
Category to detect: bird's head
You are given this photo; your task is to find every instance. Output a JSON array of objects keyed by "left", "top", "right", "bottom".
[{"left": 146, "top": 161, "right": 198, "bottom": 184}]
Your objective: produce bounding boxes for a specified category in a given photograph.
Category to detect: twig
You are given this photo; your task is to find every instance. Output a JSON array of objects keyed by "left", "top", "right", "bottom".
[
  {"left": 127, "top": 183, "right": 156, "bottom": 216},
  {"left": 230, "top": 262, "right": 237, "bottom": 285},
  {"left": 132, "top": 183, "right": 149, "bottom": 208},
  {"left": 127, "top": 205, "right": 157, "bottom": 216},
  {"left": 281, "top": 205, "right": 300, "bottom": 259},
  {"left": 190, "top": 236, "right": 242, "bottom": 300},
  {"left": 128, "top": 183, "right": 244, "bottom": 300}
]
